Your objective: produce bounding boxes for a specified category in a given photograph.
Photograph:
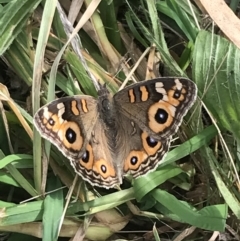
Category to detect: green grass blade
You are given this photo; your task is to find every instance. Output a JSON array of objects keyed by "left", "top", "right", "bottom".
[
  {"left": 0, "top": 154, "right": 33, "bottom": 168},
  {"left": 4, "top": 34, "right": 34, "bottom": 86},
  {"left": 43, "top": 177, "right": 64, "bottom": 241},
  {"left": 67, "top": 188, "right": 135, "bottom": 215},
  {"left": 0, "top": 200, "right": 43, "bottom": 226},
  {"left": 0, "top": 171, "right": 19, "bottom": 187},
  {"left": 152, "top": 189, "right": 227, "bottom": 231},
  {"left": 153, "top": 224, "right": 161, "bottom": 241},
  {"left": 98, "top": 1, "right": 123, "bottom": 53},
  {"left": 133, "top": 165, "right": 183, "bottom": 201},
  {"left": 0, "top": 152, "right": 37, "bottom": 197},
  {"left": 204, "top": 147, "right": 240, "bottom": 219},
  {"left": 125, "top": 1, "right": 185, "bottom": 76},
  {"left": 0, "top": 0, "right": 41, "bottom": 55},
  {"left": 32, "top": 0, "right": 58, "bottom": 193},
  {"left": 193, "top": 30, "right": 240, "bottom": 139},
  {"left": 165, "top": 0, "right": 198, "bottom": 42},
  {"left": 132, "top": 125, "right": 217, "bottom": 200},
  {"left": 163, "top": 125, "right": 217, "bottom": 165}
]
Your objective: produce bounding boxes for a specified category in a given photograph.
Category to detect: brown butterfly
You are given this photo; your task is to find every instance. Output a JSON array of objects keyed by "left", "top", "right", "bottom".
[{"left": 34, "top": 77, "right": 197, "bottom": 188}]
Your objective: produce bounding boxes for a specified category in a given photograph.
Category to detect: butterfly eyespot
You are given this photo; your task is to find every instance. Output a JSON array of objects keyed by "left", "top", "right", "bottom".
[
  {"left": 130, "top": 156, "right": 138, "bottom": 165},
  {"left": 48, "top": 118, "right": 55, "bottom": 126},
  {"left": 66, "top": 128, "right": 76, "bottom": 143},
  {"left": 82, "top": 150, "right": 89, "bottom": 163},
  {"left": 101, "top": 165, "right": 107, "bottom": 173},
  {"left": 146, "top": 136, "right": 158, "bottom": 148},
  {"left": 142, "top": 132, "right": 162, "bottom": 156},
  {"left": 155, "top": 108, "right": 168, "bottom": 124},
  {"left": 173, "top": 89, "right": 181, "bottom": 99}
]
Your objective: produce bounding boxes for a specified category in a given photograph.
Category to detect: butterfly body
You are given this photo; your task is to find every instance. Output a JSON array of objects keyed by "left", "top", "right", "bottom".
[{"left": 34, "top": 77, "right": 197, "bottom": 188}]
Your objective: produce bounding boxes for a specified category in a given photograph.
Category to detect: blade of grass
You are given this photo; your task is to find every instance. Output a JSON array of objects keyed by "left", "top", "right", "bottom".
[
  {"left": 0, "top": 151, "right": 37, "bottom": 197},
  {"left": 193, "top": 30, "right": 240, "bottom": 140},
  {"left": 32, "top": 0, "right": 58, "bottom": 193},
  {"left": 152, "top": 189, "right": 227, "bottom": 231},
  {"left": 0, "top": 0, "right": 41, "bottom": 55},
  {"left": 204, "top": 147, "right": 240, "bottom": 219},
  {"left": 43, "top": 177, "right": 64, "bottom": 241}
]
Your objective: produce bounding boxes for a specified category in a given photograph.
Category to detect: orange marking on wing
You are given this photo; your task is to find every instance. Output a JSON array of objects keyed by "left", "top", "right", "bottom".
[
  {"left": 93, "top": 159, "right": 116, "bottom": 178},
  {"left": 181, "top": 88, "right": 186, "bottom": 94},
  {"left": 124, "top": 150, "right": 148, "bottom": 172},
  {"left": 128, "top": 89, "right": 135, "bottom": 103},
  {"left": 148, "top": 102, "right": 175, "bottom": 133},
  {"left": 71, "top": 100, "right": 80, "bottom": 115},
  {"left": 81, "top": 99, "right": 88, "bottom": 113},
  {"left": 140, "top": 86, "right": 149, "bottom": 101},
  {"left": 45, "top": 113, "right": 62, "bottom": 132},
  {"left": 43, "top": 118, "right": 48, "bottom": 124},
  {"left": 61, "top": 121, "right": 83, "bottom": 150},
  {"left": 79, "top": 144, "right": 94, "bottom": 170},
  {"left": 141, "top": 132, "right": 162, "bottom": 156},
  {"left": 167, "top": 89, "right": 181, "bottom": 106}
]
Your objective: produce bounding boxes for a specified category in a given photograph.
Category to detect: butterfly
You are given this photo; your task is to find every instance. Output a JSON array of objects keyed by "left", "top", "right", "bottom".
[{"left": 34, "top": 77, "right": 197, "bottom": 188}]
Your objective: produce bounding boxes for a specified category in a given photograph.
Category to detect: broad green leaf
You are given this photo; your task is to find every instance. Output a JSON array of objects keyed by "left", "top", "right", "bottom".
[
  {"left": 67, "top": 188, "right": 135, "bottom": 215},
  {"left": 133, "top": 165, "right": 183, "bottom": 201},
  {"left": 0, "top": 200, "right": 43, "bottom": 226},
  {"left": 163, "top": 125, "right": 217, "bottom": 165},
  {"left": 193, "top": 30, "right": 240, "bottom": 139},
  {"left": 153, "top": 189, "right": 227, "bottom": 231}
]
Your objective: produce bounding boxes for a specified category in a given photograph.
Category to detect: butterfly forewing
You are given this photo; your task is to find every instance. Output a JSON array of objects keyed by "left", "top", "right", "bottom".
[
  {"left": 114, "top": 77, "right": 197, "bottom": 140},
  {"left": 34, "top": 96, "right": 98, "bottom": 160}
]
